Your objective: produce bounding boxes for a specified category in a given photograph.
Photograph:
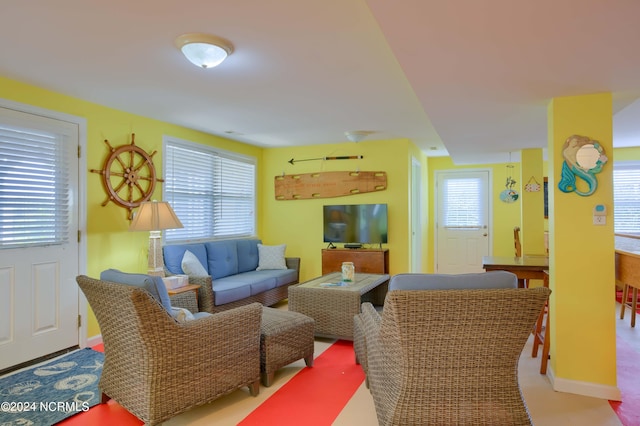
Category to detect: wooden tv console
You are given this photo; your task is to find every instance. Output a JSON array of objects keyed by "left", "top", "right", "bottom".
[{"left": 321, "top": 248, "right": 389, "bottom": 275}]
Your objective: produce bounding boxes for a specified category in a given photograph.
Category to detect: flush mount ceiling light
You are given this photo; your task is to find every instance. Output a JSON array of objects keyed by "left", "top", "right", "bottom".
[
  {"left": 175, "top": 33, "right": 233, "bottom": 69},
  {"left": 344, "top": 130, "right": 374, "bottom": 143}
]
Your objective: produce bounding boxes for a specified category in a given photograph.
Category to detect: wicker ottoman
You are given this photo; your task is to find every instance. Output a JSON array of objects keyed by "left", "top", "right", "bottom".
[{"left": 260, "top": 307, "right": 315, "bottom": 387}]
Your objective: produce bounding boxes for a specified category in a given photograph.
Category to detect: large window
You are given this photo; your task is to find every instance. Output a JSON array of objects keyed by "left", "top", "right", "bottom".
[
  {"left": 163, "top": 137, "right": 256, "bottom": 242},
  {"left": 613, "top": 161, "right": 640, "bottom": 234}
]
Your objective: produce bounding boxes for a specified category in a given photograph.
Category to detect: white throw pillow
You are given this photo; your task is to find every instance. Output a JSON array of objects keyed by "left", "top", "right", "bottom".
[
  {"left": 181, "top": 250, "right": 208, "bottom": 276},
  {"left": 256, "top": 244, "right": 287, "bottom": 270},
  {"left": 171, "top": 307, "right": 196, "bottom": 323}
]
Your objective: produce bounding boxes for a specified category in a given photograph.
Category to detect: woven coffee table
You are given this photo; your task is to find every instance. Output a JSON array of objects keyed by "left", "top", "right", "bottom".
[{"left": 288, "top": 272, "right": 389, "bottom": 340}]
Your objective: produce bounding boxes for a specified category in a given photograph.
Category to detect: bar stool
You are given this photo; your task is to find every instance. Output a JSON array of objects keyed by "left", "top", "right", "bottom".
[
  {"left": 619, "top": 282, "right": 638, "bottom": 328},
  {"left": 532, "top": 270, "right": 550, "bottom": 374}
]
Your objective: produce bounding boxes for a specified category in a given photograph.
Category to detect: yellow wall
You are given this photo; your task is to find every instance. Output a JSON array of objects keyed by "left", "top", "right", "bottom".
[
  {"left": 520, "top": 149, "right": 546, "bottom": 255},
  {"left": 547, "top": 94, "right": 617, "bottom": 390},
  {"left": 261, "top": 138, "right": 427, "bottom": 281}
]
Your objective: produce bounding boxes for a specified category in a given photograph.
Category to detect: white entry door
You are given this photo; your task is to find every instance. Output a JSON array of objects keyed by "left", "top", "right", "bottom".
[
  {"left": 435, "top": 170, "right": 491, "bottom": 274},
  {"left": 411, "top": 158, "right": 422, "bottom": 272},
  {"left": 0, "top": 106, "right": 81, "bottom": 371}
]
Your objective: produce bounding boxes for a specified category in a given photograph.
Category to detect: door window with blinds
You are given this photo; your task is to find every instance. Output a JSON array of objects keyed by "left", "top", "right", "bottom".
[
  {"left": 441, "top": 176, "right": 487, "bottom": 229},
  {"left": 0, "top": 109, "right": 74, "bottom": 248},
  {"left": 435, "top": 170, "right": 491, "bottom": 274},
  {"left": 613, "top": 161, "right": 640, "bottom": 234},
  {"left": 163, "top": 137, "right": 256, "bottom": 242}
]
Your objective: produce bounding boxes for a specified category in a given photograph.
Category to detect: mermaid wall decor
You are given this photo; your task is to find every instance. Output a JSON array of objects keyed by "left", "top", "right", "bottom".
[{"left": 558, "top": 134, "right": 608, "bottom": 196}]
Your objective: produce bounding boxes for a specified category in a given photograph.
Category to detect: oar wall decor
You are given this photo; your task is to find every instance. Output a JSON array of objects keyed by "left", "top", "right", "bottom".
[{"left": 288, "top": 155, "right": 363, "bottom": 165}]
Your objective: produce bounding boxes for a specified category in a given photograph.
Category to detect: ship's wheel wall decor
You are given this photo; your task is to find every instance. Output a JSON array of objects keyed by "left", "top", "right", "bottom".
[{"left": 90, "top": 133, "right": 163, "bottom": 220}]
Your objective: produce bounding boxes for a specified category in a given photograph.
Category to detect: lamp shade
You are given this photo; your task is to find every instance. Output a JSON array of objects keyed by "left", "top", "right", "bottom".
[
  {"left": 175, "top": 33, "right": 233, "bottom": 69},
  {"left": 129, "top": 201, "right": 183, "bottom": 231}
]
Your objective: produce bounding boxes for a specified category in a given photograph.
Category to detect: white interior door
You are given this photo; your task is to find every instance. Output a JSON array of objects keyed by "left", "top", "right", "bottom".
[
  {"left": 411, "top": 158, "right": 422, "bottom": 272},
  {"left": 435, "top": 169, "right": 491, "bottom": 274},
  {"left": 0, "top": 105, "right": 81, "bottom": 371}
]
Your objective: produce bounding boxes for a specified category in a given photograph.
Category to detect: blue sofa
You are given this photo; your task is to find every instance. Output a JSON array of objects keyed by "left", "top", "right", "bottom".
[{"left": 163, "top": 238, "right": 300, "bottom": 313}]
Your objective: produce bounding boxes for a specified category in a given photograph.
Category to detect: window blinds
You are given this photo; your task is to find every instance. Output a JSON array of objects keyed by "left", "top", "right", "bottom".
[
  {"left": 164, "top": 139, "right": 256, "bottom": 242},
  {"left": 442, "top": 177, "right": 484, "bottom": 228},
  {"left": 614, "top": 162, "right": 640, "bottom": 234},
  {"left": 0, "top": 123, "right": 72, "bottom": 248}
]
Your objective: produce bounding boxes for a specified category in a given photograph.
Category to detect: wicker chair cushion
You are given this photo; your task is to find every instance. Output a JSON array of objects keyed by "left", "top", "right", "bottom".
[
  {"left": 100, "top": 269, "right": 172, "bottom": 313},
  {"left": 388, "top": 271, "right": 517, "bottom": 291}
]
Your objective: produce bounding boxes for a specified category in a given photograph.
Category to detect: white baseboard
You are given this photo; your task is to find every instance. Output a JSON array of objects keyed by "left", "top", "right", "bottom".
[
  {"left": 547, "top": 365, "right": 622, "bottom": 401},
  {"left": 86, "top": 334, "right": 103, "bottom": 349}
]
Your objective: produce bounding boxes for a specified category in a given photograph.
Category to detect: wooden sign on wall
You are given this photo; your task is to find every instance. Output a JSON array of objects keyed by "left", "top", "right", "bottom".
[{"left": 274, "top": 171, "right": 387, "bottom": 200}]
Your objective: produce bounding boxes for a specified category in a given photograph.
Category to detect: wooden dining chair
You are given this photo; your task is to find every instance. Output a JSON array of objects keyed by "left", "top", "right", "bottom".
[
  {"left": 619, "top": 282, "right": 638, "bottom": 328},
  {"left": 514, "top": 226, "right": 522, "bottom": 257},
  {"left": 532, "top": 271, "right": 551, "bottom": 373}
]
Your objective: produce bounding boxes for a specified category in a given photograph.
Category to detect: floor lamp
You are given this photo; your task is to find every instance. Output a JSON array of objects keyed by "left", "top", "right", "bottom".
[{"left": 129, "top": 200, "right": 183, "bottom": 277}]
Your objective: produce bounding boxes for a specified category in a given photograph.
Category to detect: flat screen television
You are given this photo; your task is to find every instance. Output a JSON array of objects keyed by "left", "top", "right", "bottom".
[{"left": 323, "top": 203, "right": 388, "bottom": 246}]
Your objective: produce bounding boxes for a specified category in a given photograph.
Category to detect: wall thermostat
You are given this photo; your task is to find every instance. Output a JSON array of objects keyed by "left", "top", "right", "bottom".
[{"left": 593, "top": 204, "right": 606, "bottom": 225}]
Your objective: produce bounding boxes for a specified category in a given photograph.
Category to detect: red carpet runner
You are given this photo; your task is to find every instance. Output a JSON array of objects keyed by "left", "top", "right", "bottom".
[{"left": 238, "top": 340, "right": 365, "bottom": 426}]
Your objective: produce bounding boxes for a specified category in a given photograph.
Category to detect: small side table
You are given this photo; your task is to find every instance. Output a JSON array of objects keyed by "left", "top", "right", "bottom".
[
  {"left": 168, "top": 284, "right": 200, "bottom": 312},
  {"left": 167, "top": 283, "right": 200, "bottom": 299}
]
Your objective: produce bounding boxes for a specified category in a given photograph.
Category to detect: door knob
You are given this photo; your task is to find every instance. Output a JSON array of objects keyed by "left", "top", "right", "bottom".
[{"left": 483, "top": 233, "right": 488, "bottom": 237}]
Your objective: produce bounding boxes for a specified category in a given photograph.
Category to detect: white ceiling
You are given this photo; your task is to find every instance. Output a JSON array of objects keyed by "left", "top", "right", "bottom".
[{"left": 1, "top": 0, "right": 639, "bottom": 164}]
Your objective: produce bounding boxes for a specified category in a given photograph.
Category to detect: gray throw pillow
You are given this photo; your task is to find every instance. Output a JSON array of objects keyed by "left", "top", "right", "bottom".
[{"left": 256, "top": 243, "right": 287, "bottom": 270}]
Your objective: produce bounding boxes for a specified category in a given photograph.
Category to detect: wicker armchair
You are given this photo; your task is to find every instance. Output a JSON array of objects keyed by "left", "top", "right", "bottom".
[
  {"left": 76, "top": 275, "right": 262, "bottom": 426},
  {"left": 354, "top": 271, "right": 519, "bottom": 383},
  {"left": 361, "top": 285, "right": 550, "bottom": 426}
]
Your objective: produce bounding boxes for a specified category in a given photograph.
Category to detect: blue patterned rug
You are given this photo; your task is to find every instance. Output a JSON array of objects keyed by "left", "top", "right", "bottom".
[{"left": 0, "top": 348, "right": 104, "bottom": 425}]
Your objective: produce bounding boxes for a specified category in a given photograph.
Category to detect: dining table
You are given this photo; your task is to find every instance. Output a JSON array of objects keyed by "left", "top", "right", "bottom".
[{"left": 482, "top": 255, "right": 549, "bottom": 288}]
